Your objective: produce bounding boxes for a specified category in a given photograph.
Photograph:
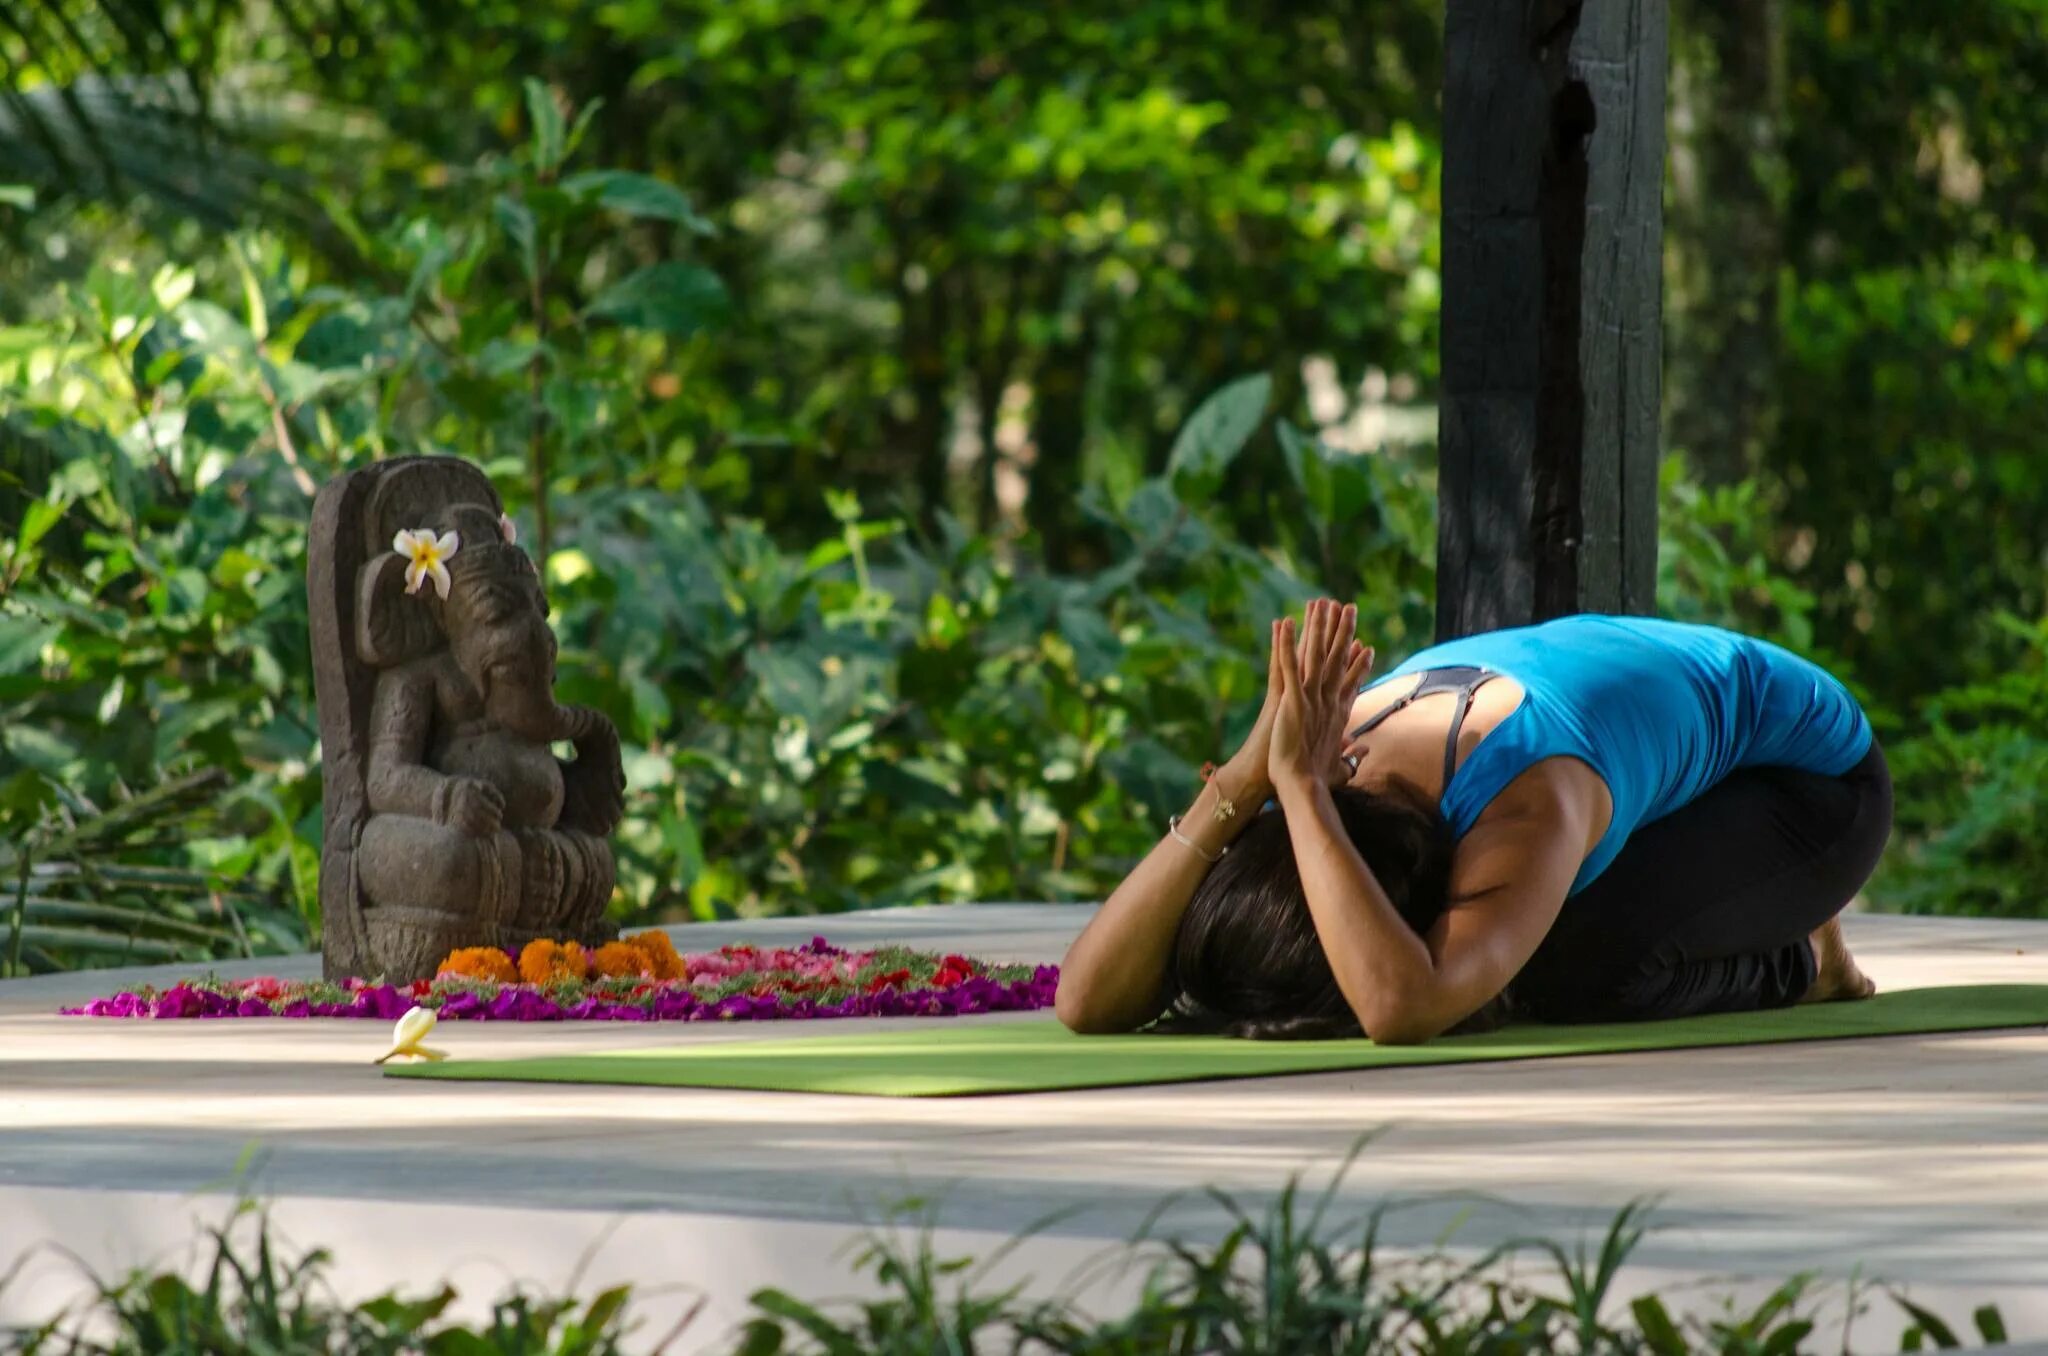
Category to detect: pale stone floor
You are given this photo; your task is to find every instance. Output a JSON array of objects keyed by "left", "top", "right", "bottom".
[{"left": 4, "top": 904, "right": 2048, "bottom": 1350}]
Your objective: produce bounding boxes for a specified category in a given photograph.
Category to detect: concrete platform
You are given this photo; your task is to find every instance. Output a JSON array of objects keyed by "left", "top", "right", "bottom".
[{"left": 4, "top": 905, "right": 2048, "bottom": 1350}]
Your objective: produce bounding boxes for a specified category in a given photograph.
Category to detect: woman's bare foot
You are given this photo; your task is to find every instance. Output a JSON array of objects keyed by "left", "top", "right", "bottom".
[{"left": 1801, "top": 916, "right": 1877, "bottom": 1004}]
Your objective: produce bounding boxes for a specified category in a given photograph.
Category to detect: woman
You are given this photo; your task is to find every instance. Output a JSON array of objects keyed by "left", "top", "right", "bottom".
[{"left": 1055, "top": 602, "right": 1890, "bottom": 1043}]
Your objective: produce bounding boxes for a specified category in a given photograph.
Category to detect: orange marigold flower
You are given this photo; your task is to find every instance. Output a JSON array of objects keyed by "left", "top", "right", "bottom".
[
  {"left": 622, "top": 929, "right": 686, "bottom": 981},
  {"left": 518, "top": 939, "right": 589, "bottom": 985},
  {"left": 437, "top": 947, "right": 517, "bottom": 984},
  {"left": 592, "top": 940, "right": 656, "bottom": 980}
]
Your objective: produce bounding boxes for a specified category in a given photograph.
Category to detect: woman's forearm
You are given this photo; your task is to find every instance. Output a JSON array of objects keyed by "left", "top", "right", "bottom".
[
  {"left": 1055, "top": 769, "right": 1264, "bottom": 1033},
  {"left": 1272, "top": 773, "right": 1439, "bottom": 1040}
]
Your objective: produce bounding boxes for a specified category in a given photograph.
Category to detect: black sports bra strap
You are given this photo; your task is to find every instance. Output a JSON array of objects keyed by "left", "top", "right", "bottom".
[
  {"left": 1441, "top": 682, "right": 1477, "bottom": 790},
  {"left": 1347, "top": 665, "right": 1497, "bottom": 790},
  {"left": 1347, "top": 699, "right": 1407, "bottom": 739}
]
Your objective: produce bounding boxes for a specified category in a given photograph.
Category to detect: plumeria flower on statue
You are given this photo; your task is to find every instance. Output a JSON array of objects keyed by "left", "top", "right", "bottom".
[
  {"left": 373, "top": 1005, "right": 448, "bottom": 1064},
  {"left": 394, "top": 527, "right": 460, "bottom": 600}
]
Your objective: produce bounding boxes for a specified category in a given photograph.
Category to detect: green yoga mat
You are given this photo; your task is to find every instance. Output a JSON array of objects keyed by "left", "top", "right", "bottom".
[{"left": 384, "top": 984, "right": 2048, "bottom": 1098}]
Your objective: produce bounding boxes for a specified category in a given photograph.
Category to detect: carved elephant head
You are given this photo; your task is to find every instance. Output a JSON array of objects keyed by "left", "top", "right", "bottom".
[{"left": 352, "top": 469, "right": 569, "bottom": 744}]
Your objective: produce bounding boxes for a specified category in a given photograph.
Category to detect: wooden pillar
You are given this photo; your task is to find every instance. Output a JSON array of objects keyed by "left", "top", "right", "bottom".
[{"left": 1436, "top": 0, "right": 1667, "bottom": 641}]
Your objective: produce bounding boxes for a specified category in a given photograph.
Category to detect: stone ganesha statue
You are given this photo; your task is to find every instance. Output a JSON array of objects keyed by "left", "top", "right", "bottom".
[{"left": 309, "top": 457, "right": 626, "bottom": 982}]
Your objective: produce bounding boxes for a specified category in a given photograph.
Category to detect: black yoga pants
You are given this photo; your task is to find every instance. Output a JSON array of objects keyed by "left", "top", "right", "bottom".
[{"left": 1509, "top": 737, "right": 1894, "bottom": 1023}]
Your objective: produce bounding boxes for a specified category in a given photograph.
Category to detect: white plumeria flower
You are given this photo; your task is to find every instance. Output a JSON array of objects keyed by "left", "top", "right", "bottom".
[
  {"left": 393, "top": 528, "right": 460, "bottom": 601},
  {"left": 374, "top": 1005, "right": 448, "bottom": 1064},
  {"left": 499, "top": 513, "right": 518, "bottom": 545}
]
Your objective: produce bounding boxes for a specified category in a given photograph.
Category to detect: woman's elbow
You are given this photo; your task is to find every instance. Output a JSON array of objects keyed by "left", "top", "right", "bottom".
[
  {"left": 1356, "top": 998, "right": 1441, "bottom": 1047},
  {"left": 1054, "top": 981, "right": 1125, "bottom": 1035}
]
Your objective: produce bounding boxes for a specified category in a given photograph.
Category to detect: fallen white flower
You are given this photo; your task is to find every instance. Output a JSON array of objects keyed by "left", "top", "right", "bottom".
[{"left": 374, "top": 1005, "right": 449, "bottom": 1064}]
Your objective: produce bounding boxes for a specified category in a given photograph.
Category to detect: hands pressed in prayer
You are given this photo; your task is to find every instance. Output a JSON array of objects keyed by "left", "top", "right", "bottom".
[
  {"left": 1218, "top": 601, "right": 1374, "bottom": 804},
  {"left": 1269, "top": 599, "right": 1374, "bottom": 793}
]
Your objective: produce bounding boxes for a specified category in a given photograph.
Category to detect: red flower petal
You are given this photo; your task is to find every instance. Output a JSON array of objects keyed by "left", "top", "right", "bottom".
[{"left": 863, "top": 967, "right": 912, "bottom": 994}]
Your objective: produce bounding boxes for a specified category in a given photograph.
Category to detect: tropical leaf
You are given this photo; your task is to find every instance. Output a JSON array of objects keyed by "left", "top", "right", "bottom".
[
  {"left": 584, "top": 261, "right": 731, "bottom": 337},
  {"left": 0, "top": 2, "right": 388, "bottom": 248},
  {"left": 0, "top": 75, "right": 312, "bottom": 227},
  {"left": 1166, "top": 372, "right": 1272, "bottom": 497},
  {"left": 561, "top": 170, "right": 715, "bottom": 234},
  {"left": 0, "top": 766, "right": 287, "bottom": 976}
]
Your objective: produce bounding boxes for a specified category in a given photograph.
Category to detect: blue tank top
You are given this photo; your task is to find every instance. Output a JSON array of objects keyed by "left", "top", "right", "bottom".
[{"left": 1366, "top": 614, "right": 1872, "bottom": 896}]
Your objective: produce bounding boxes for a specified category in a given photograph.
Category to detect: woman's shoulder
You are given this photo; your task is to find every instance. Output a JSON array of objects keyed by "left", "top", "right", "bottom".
[{"left": 1462, "top": 753, "right": 1615, "bottom": 858}]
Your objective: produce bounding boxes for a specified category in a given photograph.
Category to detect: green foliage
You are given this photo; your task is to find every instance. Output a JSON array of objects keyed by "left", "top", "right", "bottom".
[
  {"left": 0, "top": 769, "right": 295, "bottom": 976},
  {"left": 6, "top": 120, "right": 2034, "bottom": 943},
  {"left": 1874, "top": 611, "right": 2048, "bottom": 917},
  {"left": 4, "top": 1201, "right": 638, "bottom": 1355},
  {"left": 1, "top": 100, "right": 1445, "bottom": 941},
  {"left": 5, "top": 0, "right": 2045, "bottom": 943},
  {"left": 4, "top": 1179, "right": 2012, "bottom": 1355},
  {"left": 0, "top": 252, "right": 322, "bottom": 970},
  {"left": 1662, "top": 0, "right": 2048, "bottom": 801},
  {"left": 3, "top": 1, "right": 1446, "bottom": 571},
  {"left": 533, "top": 398, "right": 1436, "bottom": 920},
  {"left": 1166, "top": 374, "right": 1272, "bottom": 498},
  {"left": 1773, "top": 256, "right": 2048, "bottom": 705},
  {"left": 1783, "top": 0, "right": 2048, "bottom": 276},
  {"left": 720, "top": 1153, "right": 1991, "bottom": 1355},
  {"left": 1654, "top": 452, "right": 1823, "bottom": 660},
  {"left": 1653, "top": 452, "right": 2046, "bottom": 917},
  {"left": 729, "top": 1148, "right": 1994, "bottom": 1356}
]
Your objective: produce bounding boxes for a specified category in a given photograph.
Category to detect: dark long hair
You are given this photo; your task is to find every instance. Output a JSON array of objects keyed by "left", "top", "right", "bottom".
[{"left": 1156, "top": 785, "right": 1494, "bottom": 1040}]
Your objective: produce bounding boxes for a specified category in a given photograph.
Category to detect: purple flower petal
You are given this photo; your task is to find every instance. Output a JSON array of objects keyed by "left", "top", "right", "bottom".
[
  {"left": 151, "top": 987, "right": 201, "bottom": 1019},
  {"left": 438, "top": 992, "right": 485, "bottom": 1020},
  {"left": 57, "top": 940, "right": 1061, "bottom": 1024}
]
